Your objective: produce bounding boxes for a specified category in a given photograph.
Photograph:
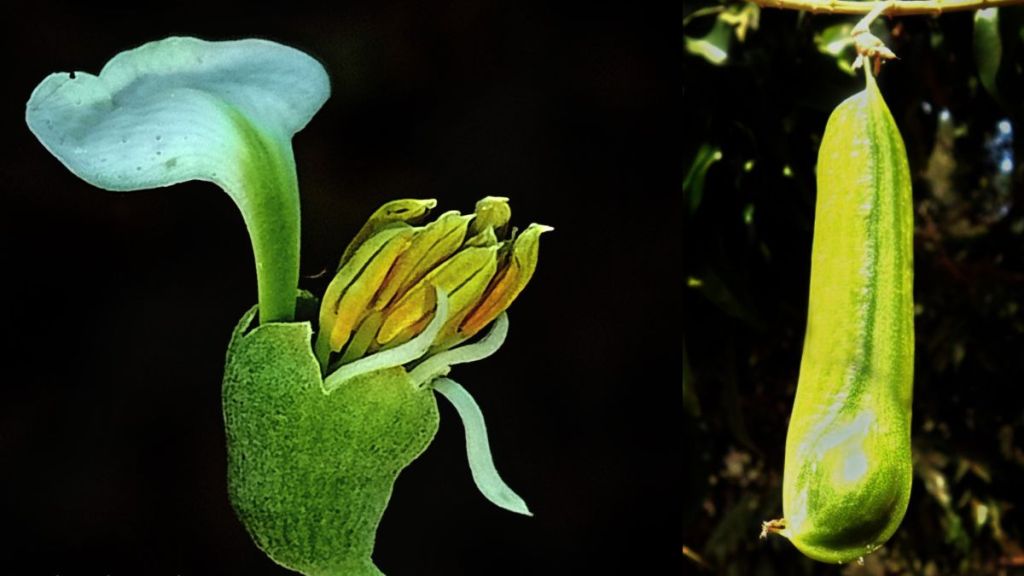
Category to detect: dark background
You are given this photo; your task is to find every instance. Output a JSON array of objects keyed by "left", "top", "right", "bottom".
[
  {"left": 684, "top": 3, "right": 1024, "bottom": 575},
  {"left": 1, "top": 2, "right": 683, "bottom": 575}
]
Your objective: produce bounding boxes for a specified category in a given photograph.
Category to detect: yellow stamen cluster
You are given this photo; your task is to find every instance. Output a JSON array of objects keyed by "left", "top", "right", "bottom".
[{"left": 315, "top": 197, "right": 550, "bottom": 369}]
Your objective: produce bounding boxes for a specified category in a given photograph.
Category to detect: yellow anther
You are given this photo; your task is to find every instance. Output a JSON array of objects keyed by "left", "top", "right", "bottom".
[
  {"left": 460, "top": 223, "right": 552, "bottom": 338},
  {"left": 330, "top": 229, "right": 413, "bottom": 351},
  {"left": 464, "top": 225, "right": 499, "bottom": 248},
  {"left": 433, "top": 249, "right": 501, "bottom": 348},
  {"left": 337, "top": 198, "right": 436, "bottom": 269},
  {"left": 338, "top": 310, "right": 385, "bottom": 364},
  {"left": 469, "top": 196, "right": 511, "bottom": 237},
  {"left": 316, "top": 227, "right": 414, "bottom": 360},
  {"left": 315, "top": 197, "right": 548, "bottom": 369},
  {"left": 377, "top": 246, "right": 498, "bottom": 346},
  {"left": 373, "top": 211, "right": 472, "bottom": 310}
]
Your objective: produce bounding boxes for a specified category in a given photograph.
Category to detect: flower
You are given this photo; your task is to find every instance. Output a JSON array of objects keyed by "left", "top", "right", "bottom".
[{"left": 28, "top": 38, "right": 549, "bottom": 575}]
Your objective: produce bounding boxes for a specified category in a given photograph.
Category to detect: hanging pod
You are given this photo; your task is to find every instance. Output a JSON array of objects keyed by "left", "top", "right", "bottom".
[{"left": 771, "top": 68, "right": 915, "bottom": 564}]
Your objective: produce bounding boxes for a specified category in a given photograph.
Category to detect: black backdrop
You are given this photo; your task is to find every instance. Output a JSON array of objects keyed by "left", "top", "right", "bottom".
[{"left": 1, "top": 2, "right": 683, "bottom": 575}]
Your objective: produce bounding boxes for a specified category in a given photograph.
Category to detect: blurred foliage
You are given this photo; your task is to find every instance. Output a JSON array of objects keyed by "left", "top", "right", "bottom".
[
  {"left": 684, "top": 2, "right": 1024, "bottom": 574},
  {"left": 974, "top": 8, "right": 1002, "bottom": 102},
  {"left": 685, "top": 143, "right": 724, "bottom": 214},
  {"left": 685, "top": 2, "right": 761, "bottom": 65}
]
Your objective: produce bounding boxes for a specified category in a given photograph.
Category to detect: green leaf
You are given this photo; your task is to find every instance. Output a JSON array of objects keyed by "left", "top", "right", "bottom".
[
  {"left": 431, "top": 378, "right": 532, "bottom": 516},
  {"left": 223, "top": 303, "right": 439, "bottom": 576},
  {"left": 975, "top": 8, "right": 1003, "bottom": 103},
  {"left": 26, "top": 37, "right": 330, "bottom": 323},
  {"left": 683, "top": 143, "right": 722, "bottom": 215}
]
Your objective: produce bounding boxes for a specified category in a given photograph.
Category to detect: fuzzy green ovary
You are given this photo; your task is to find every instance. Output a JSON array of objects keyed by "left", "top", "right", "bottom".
[
  {"left": 782, "top": 71, "right": 914, "bottom": 565},
  {"left": 223, "top": 307, "right": 439, "bottom": 576}
]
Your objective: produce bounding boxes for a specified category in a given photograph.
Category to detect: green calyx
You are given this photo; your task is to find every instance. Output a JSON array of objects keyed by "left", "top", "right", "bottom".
[
  {"left": 225, "top": 288, "right": 532, "bottom": 575},
  {"left": 223, "top": 296, "right": 439, "bottom": 576}
]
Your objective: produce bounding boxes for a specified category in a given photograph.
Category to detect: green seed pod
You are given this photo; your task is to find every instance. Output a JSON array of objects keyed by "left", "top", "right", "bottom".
[{"left": 776, "top": 69, "right": 915, "bottom": 564}]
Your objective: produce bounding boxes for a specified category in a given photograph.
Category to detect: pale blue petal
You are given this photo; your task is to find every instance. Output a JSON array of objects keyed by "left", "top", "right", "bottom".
[{"left": 25, "top": 37, "right": 330, "bottom": 322}]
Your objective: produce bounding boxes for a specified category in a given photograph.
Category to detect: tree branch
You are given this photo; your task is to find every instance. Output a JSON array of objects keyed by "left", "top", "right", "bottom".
[{"left": 749, "top": 0, "right": 1024, "bottom": 16}]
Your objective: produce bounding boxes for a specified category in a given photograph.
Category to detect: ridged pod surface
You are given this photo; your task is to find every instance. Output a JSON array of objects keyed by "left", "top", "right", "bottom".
[{"left": 781, "top": 69, "right": 914, "bottom": 564}]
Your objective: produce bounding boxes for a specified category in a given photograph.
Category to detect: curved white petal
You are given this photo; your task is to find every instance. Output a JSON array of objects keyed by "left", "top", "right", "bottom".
[
  {"left": 432, "top": 377, "right": 532, "bottom": 517},
  {"left": 409, "top": 313, "right": 509, "bottom": 387},
  {"left": 25, "top": 37, "right": 330, "bottom": 322},
  {"left": 323, "top": 287, "right": 450, "bottom": 394},
  {"left": 26, "top": 36, "right": 328, "bottom": 193}
]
